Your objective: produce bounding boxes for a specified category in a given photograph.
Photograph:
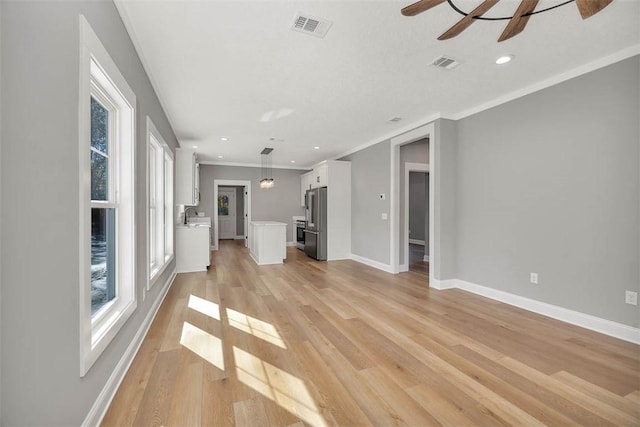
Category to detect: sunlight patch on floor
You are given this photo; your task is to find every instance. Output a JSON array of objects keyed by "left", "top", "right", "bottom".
[
  {"left": 188, "top": 294, "right": 221, "bottom": 320},
  {"left": 233, "top": 346, "right": 327, "bottom": 427},
  {"left": 180, "top": 322, "right": 225, "bottom": 371},
  {"left": 227, "top": 307, "right": 287, "bottom": 349}
]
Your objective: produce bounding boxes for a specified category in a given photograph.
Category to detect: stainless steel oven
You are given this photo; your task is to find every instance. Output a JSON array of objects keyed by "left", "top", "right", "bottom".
[{"left": 295, "top": 220, "right": 306, "bottom": 250}]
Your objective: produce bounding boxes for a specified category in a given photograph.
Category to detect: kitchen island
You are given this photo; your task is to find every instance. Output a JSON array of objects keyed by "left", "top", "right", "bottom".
[{"left": 249, "top": 221, "right": 287, "bottom": 265}]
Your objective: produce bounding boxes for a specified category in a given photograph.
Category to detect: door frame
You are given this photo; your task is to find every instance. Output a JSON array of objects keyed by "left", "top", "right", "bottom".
[
  {"left": 403, "top": 163, "right": 429, "bottom": 272},
  {"left": 213, "top": 179, "right": 251, "bottom": 251},
  {"left": 390, "top": 122, "right": 435, "bottom": 284}
]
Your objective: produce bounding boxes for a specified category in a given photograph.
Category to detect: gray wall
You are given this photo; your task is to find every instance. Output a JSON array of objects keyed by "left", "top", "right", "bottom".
[
  {"left": 399, "top": 139, "right": 429, "bottom": 264},
  {"left": 454, "top": 56, "right": 639, "bottom": 327},
  {"left": 0, "top": 3, "right": 3, "bottom": 421},
  {"left": 199, "top": 165, "right": 305, "bottom": 243},
  {"left": 409, "top": 171, "right": 427, "bottom": 241},
  {"left": 1, "top": 1, "right": 179, "bottom": 424},
  {"left": 341, "top": 140, "right": 391, "bottom": 264},
  {"left": 434, "top": 118, "right": 458, "bottom": 280}
]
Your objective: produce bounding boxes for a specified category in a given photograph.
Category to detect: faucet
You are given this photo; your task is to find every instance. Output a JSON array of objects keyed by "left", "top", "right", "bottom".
[{"left": 184, "top": 206, "right": 198, "bottom": 225}]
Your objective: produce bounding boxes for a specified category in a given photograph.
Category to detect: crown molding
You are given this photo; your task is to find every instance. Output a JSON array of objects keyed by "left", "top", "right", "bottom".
[
  {"left": 198, "top": 160, "right": 308, "bottom": 171},
  {"left": 450, "top": 44, "right": 640, "bottom": 120}
]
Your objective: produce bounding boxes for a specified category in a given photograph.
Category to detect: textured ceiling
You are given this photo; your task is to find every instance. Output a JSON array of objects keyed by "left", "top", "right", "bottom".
[{"left": 115, "top": 0, "right": 640, "bottom": 168}]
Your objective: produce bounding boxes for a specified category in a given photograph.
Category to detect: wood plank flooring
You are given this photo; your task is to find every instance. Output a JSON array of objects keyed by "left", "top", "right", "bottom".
[
  {"left": 408, "top": 243, "right": 428, "bottom": 276},
  {"left": 102, "top": 240, "right": 640, "bottom": 426}
]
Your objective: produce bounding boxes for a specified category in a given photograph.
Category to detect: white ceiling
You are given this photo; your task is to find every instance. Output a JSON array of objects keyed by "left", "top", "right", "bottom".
[{"left": 115, "top": 0, "right": 640, "bottom": 169}]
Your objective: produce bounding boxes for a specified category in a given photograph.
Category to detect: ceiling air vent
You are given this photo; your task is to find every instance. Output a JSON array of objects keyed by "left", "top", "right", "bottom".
[
  {"left": 291, "top": 13, "right": 333, "bottom": 38},
  {"left": 431, "top": 55, "right": 460, "bottom": 70}
]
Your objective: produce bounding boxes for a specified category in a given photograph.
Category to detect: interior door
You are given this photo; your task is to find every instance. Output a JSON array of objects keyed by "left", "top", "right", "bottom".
[{"left": 218, "top": 188, "right": 236, "bottom": 240}]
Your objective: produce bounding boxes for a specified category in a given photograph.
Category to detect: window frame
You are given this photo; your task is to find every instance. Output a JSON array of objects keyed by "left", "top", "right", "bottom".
[
  {"left": 146, "top": 116, "right": 174, "bottom": 288},
  {"left": 79, "top": 16, "right": 137, "bottom": 377},
  {"left": 164, "top": 151, "right": 174, "bottom": 263}
]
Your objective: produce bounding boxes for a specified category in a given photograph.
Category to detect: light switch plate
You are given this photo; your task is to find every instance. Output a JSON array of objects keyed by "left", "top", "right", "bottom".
[{"left": 381, "top": 213, "right": 388, "bottom": 220}]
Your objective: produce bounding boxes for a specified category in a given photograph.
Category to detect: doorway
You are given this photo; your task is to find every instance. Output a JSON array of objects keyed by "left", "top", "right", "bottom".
[
  {"left": 403, "top": 160, "right": 429, "bottom": 273},
  {"left": 407, "top": 170, "right": 429, "bottom": 277},
  {"left": 217, "top": 187, "right": 236, "bottom": 240},
  {"left": 213, "top": 179, "right": 251, "bottom": 251},
  {"left": 390, "top": 122, "right": 435, "bottom": 282}
]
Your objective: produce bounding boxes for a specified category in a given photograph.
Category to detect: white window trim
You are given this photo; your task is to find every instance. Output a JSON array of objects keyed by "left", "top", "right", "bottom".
[
  {"left": 78, "top": 16, "right": 137, "bottom": 377},
  {"left": 164, "top": 151, "right": 174, "bottom": 264},
  {"left": 146, "top": 116, "right": 174, "bottom": 289}
]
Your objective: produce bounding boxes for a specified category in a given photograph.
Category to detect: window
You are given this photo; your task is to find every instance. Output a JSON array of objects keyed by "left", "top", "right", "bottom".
[
  {"left": 79, "top": 16, "right": 136, "bottom": 376},
  {"left": 147, "top": 117, "right": 174, "bottom": 286}
]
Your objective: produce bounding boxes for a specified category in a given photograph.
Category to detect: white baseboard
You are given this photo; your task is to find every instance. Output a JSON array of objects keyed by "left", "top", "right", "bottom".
[
  {"left": 408, "top": 239, "right": 425, "bottom": 246},
  {"left": 446, "top": 278, "right": 640, "bottom": 345},
  {"left": 350, "top": 253, "right": 394, "bottom": 274},
  {"left": 234, "top": 235, "right": 245, "bottom": 240},
  {"left": 250, "top": 253, "right": 284, "bottom": 265},
  {"left": 176, "top": 265, "right": 208, "bottom": 273},
  {"left": 399, "top": 263, "right": 408, "bottom": 273},
  {"left": 429, "top": 278, "right": 456, "bottom": 290},
  {"left": 83, "top": 270, "right": 177, "bottom": 427},
  {"left": 286, "top": 241, "right": 297, "bottom": 247}
]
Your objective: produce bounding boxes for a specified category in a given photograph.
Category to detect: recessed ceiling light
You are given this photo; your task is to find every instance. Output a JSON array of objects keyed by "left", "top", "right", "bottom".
[
  {"left": 314, "top": 146, "right": 320, "bottom": 150},
  {"left": 496, "top": 55, "right": 514, "bottom": 65},
  {"left": 220, "top": 137, "right": 228, "bottom": 141},
  {"left": 388, "top": 117, "right": 402, "bottom": 122},
  {"left": 290, "top": 160, "right": 296, "bottom": 163},
  {"left": 217, "top": 155, "right": 223, "bottom": 159},
  {"left": 191, "top": 145, "right": 198, "bottom": 149}
]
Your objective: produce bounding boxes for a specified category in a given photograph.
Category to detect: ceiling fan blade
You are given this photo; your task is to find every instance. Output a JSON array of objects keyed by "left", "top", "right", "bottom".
[
  {"left": 575, "top": 0, "right": 613, "bottom": 19},
  {"left": 498, "top": 0, "right": 539, "bottom": 42},
  {"left": 438, "top": 0, "right": 501, "bottom": 40},
  {"left": 401, "top": 0, "right": 446, "bottom": 16}
]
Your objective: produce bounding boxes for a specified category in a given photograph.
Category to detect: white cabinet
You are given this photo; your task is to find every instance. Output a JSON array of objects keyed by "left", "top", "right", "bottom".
[
  {"left": 249, "top": 221, "right": 287, "bottom": 265},
  {"left": 306, "top": 159, "right": 351, "bottom": 260},
  {"left": 311, "top": 162, "right": 328, "bottom": 188},
  {"left": 176, "top": 225, "right": 211, "bottom": 273},
  {"left": 300, "top": 171, "right": 313, "bottom": 206},
  {"left": 324, "top": 160, "right": 351, "bottom": 260},
  {"left": 176, "top": 149, "right": 200, "bottom": 206}
]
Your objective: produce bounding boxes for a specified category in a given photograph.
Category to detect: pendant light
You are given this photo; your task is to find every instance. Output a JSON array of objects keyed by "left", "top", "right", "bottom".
[{"left": 260, "top": 147, "right": 274, "bottom": 189}]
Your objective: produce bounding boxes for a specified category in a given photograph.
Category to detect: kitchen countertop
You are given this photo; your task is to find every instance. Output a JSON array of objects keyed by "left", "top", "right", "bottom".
[
  {"left": 177, "top": 216, "right": 211, "bottom": 228},
  {"left": 250, "top": 221, "right": 287, "bottom": 226},
  {"left": 176, "top": 223, "right": 210, "bottom": 228}
]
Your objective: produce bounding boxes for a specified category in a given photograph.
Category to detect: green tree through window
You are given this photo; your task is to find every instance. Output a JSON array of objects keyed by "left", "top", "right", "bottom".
[{"left": 90, "top": 97, "right": 108, "bottom": 201}]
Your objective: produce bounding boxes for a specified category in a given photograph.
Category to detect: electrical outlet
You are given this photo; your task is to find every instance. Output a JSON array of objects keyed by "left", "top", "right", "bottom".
[
  {"left": 625, "top": 291, "right": 638, "bottom": 306},
  {"left": 530, "top": 272, "right": 538, "bottom": 284}
]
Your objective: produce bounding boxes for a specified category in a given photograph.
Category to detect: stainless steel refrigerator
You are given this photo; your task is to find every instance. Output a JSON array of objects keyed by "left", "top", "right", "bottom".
[{"left": 304, "top": 187, "right": 327, "bottom": 260}]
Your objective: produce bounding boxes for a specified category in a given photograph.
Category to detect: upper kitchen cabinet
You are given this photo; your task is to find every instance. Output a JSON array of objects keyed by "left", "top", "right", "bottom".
[
  {"left": 311, "top": 162, "right": 328, "bottom": 188},
  {"left": 300, "top": 171, "right": 313, "bottom": 206},
  {"left": 176, "top": 148, "right": 200, "bottom": 206}
]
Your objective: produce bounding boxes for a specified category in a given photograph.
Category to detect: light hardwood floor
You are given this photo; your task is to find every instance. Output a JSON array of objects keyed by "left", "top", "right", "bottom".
[
  {"left": 408, "top": 243, "right": 428, "bottom": 277},
  {"left": 102, "top": 240, "right": 640, "bottom": 426}
]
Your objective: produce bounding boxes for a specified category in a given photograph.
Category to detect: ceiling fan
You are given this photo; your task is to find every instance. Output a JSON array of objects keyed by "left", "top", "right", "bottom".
[{"left": 401, "top": 0, "right": 614, "bottom": 42}]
